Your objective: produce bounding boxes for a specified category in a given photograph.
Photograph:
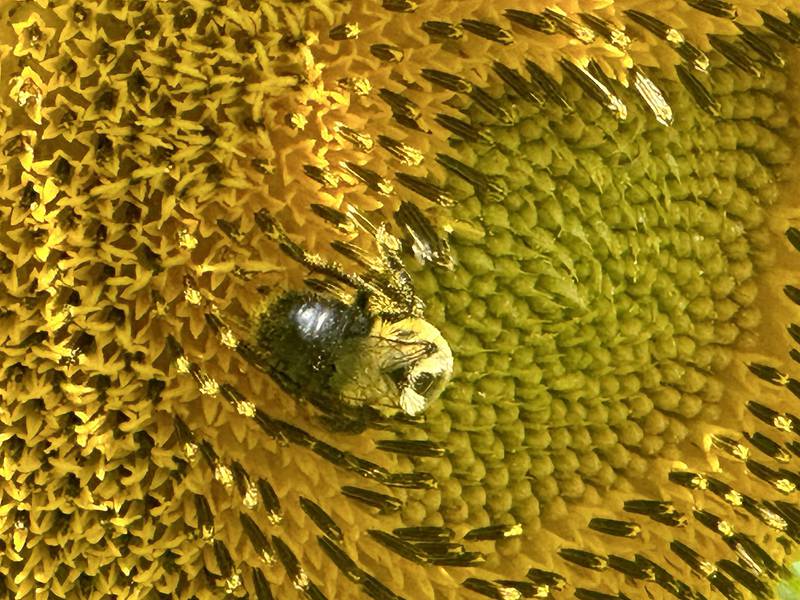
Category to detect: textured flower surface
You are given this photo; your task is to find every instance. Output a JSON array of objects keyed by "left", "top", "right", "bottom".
[{"left": 2, "top": 1, "right": 800, "bottom": 599}]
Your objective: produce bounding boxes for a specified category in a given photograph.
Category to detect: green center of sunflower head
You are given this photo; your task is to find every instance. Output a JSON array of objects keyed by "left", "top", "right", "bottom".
[{"left": 403, "top": 65, "right": 797, "bottom": 538}]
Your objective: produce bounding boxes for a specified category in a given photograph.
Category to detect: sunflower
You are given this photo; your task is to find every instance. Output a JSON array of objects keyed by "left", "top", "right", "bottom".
[{"left": 2, "top": 0, "right": 800, "bottom": 599}]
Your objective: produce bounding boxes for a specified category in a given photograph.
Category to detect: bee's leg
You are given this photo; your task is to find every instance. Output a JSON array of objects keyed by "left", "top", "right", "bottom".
[{"left": 367, "top": 224, "right": 426, "bottom": 317}]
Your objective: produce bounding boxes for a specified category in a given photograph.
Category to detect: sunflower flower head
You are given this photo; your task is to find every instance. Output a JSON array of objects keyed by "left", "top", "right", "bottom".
[{"left": 2, "top": 1, "right": 800, "bottom": 599}]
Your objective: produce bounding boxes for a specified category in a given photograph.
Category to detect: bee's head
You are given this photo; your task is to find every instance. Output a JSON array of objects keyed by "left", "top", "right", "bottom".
[{"left": 363, "top": 316, "right": 454, "bottom": 417}]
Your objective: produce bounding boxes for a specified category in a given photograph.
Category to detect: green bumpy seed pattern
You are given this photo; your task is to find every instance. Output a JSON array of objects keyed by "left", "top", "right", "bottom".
[{"left": 405, "top": 66, "right": 795, "bottom": 541}]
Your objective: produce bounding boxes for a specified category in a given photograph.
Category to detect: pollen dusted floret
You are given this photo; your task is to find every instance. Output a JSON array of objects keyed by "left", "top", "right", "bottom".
[{"left": 3, "top": 0, "right": 800, "bottom": 600}]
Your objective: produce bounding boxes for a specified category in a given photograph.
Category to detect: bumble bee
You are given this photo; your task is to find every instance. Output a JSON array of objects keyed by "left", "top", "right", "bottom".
[
  {"left": 211, "top": 208, "right": 453, "bottom": 427},
  {"left": 254, "top": 289, "right": 452, "bottom": 419}
]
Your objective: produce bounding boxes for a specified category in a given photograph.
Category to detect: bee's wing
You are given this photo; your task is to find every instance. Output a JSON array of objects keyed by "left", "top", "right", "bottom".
[
  {"left": 228, "top": 323, "right": 393, "bottom": 426},
  {"left": 236, "top": 334, "right": 389, "bottom": 427},
  {"left": 366, "top": 333, "right": 436, "bottom": 374}
]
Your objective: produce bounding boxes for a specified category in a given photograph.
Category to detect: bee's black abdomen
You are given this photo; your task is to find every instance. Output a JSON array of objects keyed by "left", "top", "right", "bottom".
[{"left": 255, "top": 292, "right": 373, "bottom": 395}]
